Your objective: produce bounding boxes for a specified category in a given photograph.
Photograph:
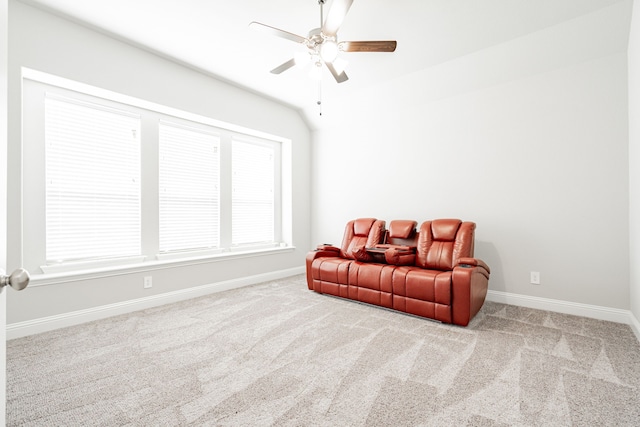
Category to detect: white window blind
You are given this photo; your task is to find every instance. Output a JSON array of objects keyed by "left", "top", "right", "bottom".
[
  {"left": 232, "top": 139, "right": 275, "bottom": 246},
  {"left": 45, "top": 94, "right": 141, "bottom": 263},
  {"left": 159, "top": 122, "right": 220, "bottom": 252}
]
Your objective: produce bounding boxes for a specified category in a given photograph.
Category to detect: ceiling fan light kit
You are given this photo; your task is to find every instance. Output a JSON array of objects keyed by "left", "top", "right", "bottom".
[
  {"left": 320, "top": 39, "right": 339, "bottom": 63},
  {"left": 250, "top": 0, "right": 397, "bottom": 85}
]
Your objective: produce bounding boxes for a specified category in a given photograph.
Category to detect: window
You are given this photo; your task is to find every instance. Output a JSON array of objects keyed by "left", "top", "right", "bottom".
[
  {"left": 22, "top": 71, "right": 290, "bottom": 274},
  {"left": 159, "top": 122, "right": 220, "bottom": 253},
  {"left": 45, "top": 94, "right": 141, "bottom": 263},
  {"left": 232, "top": 139, "right": 275, "bottom": 246}
]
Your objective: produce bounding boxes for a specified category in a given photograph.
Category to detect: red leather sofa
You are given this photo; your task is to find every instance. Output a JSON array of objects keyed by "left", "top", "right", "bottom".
[{"left": 306, "top": 218, "right": 490, "bottom": 326}]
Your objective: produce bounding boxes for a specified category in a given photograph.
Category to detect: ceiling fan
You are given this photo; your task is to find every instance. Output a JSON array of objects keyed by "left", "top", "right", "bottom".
[{"left": 250, "top": 0, "right": 397, "bottom": 84}]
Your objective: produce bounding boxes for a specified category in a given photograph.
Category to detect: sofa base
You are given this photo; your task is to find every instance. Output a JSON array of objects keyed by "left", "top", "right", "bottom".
[
  {"left": 314, "top": 291, "right": 445, "bottom": 324},
  {"left": 308, "top": 260, "right": 489, "bottom": 327}
]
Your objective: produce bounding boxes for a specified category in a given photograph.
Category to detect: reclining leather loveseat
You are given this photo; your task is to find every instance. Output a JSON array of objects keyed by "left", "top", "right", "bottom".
[{"left": 306, "top": 218, "right": 490, "bottom": 326}]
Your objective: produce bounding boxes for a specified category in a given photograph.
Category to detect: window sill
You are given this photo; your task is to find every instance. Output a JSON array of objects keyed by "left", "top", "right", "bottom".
[
  {"left": 41, "top": 256, "right": 148, "bottom": 275},
  {"left": 30, "top": 245, "right": 296, "bottom": 287}
]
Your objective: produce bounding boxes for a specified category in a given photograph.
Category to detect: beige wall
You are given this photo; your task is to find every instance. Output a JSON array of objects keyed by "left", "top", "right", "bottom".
[{"left": 312, "top": 3, "right": 632, "bottom": 311}]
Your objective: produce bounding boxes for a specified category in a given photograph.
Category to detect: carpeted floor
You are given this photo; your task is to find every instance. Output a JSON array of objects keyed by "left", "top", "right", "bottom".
[{"left": 7, "top": 274, "right": 640, "bottom": 426}]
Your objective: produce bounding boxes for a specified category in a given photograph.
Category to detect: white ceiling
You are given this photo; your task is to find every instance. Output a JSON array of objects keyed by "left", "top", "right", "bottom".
[{"left": 17, "top": 0, "right": 631, "bottom": 128}]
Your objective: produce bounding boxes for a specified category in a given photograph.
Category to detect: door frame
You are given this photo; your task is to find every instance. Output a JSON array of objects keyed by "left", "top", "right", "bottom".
[{"left": 1, "top": 0, "right": 10, "bottom": 423}]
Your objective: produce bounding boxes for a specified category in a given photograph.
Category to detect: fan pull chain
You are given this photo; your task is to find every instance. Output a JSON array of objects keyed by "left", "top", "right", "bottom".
[{"left": 317, "top": 80, "right": 322, "bottom": 116}]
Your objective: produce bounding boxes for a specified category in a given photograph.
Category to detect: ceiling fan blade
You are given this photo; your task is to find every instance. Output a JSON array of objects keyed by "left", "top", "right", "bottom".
[
  {"left": 249, "top": 22, "right": 307, "bottom": 44},
  {"left": 339, "top": 41, "right": 397, "bottom": 53},
  {"left": 326, "top": 62, "right": 349, "bottom": 83},
  {"left": 322, "top": 0, "right": 354, "bottom": 37},
  {"left": 270, "top": 58, "right": 297, "bottom": 75}
]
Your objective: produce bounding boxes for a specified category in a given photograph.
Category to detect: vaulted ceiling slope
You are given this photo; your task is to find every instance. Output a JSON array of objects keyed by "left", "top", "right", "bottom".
[{"left": 17, "top": 0, "right": 633, "bottom": 129}]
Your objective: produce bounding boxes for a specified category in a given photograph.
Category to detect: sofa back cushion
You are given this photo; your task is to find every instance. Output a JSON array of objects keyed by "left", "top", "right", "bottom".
[
  {"left": 340, "top": 218, "right": 386, "bottom": 260},
  {"left": 386, "top": 220, "right": 418, "bottom": 246},
  {"left": 416, "top": 219, "right": 475, "bottom": 270}
]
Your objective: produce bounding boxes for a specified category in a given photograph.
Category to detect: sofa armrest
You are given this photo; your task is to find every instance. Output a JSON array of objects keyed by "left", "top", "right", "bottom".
[
  {"left": 352, "top": 245, "right": 369, "bottom": 262},
  {"left": 316, "top": 244, "right": 340, "bottom": 253},
  {"left": 451, "top": 258, "right": 490, "bottom": 326},
  {"left": 305, "top": 247, "right": 343, "bottom": 290},
  {"left": 384, "top": 247, "right": 416, "bottom": 266},
  {"left": 456, "top": 257, "right": 490, "bottom": 275}
]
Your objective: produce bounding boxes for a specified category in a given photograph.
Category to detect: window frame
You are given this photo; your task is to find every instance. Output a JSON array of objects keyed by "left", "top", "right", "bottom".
[
  {"left": 158, "top": 119, "right": 222, "bottom": 254},
  {"left": 44, "top": 92, "right": 143, "bottom": 264},
  {"left": 231, "top": 135, "right": 281, "bottom": 248},
  {"left": 21, "top": 69, "right": 292, "bottom": 277}
]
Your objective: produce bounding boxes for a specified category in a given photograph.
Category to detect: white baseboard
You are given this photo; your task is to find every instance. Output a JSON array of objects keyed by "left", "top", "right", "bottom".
[
  {"left": 7, "top": 267, "right": 305, "bottom": 340},
  {"left": 487, "top": 290, "right": 640, "bottom": 340},
  {"left": 9, "top": 274, "right": 639, "bottom": 343},
  {"left": 630, "top": 311, "right": 640, "bottom": 342}
]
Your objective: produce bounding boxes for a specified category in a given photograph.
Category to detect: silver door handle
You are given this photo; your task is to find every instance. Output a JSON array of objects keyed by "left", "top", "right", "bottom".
[{"left": 0, "top": 268, "right": 30, "bottom": 292}]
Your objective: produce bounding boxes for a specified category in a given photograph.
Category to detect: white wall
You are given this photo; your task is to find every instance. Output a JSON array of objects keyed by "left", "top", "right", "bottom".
[
  {"left": 6, "top": 1, "right": 311, "bottom": 323},
  {"left": 312, "top": 3, "right": 631, "bottom": 310},
  {"left": 629, "top": 0, "right": 640, "bottom": 326}
]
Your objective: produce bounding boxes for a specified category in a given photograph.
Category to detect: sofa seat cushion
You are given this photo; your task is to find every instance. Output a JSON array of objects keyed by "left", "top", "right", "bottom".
[
  {"left": 347, "top": 262, "right": 395, "bottom": 308},
  {"left": 391, "top": 267, "right": 452, "bottom": 323},
  {"left": 311, "top": 258, "right": 353, "bottom": 297}
]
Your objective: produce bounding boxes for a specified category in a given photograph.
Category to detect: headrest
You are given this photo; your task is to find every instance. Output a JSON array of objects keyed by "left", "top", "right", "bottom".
[
  {"left": 431, "top": 219, "right": 462, "bottom": 241},
  {"left": 388, "top": 220, "right": 417, "bottom": 239},
  {"left": 353, "top": 218, "right": 376, "bottom": 236}
]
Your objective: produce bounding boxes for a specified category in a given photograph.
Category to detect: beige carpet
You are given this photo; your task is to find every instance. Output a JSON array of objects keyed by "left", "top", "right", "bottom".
[{"left": 7, "top": 274, "right": 640, "bottom": 426}]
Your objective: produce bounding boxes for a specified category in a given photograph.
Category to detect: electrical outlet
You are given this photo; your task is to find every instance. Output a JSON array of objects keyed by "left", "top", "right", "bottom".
[
  {"left": 530, "top": 271, "right": 540, "bottom": 285},
  {"left": 143, "top": 276, "right": 153, "bottom": 289}
]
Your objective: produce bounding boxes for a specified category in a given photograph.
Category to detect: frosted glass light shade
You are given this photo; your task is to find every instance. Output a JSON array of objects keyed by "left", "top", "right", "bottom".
[{"left": 320, "top": 40, "right": 339, "bottom": 63}]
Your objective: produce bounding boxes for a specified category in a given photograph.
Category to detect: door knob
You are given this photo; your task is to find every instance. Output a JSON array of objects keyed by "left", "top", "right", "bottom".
[{"left": 0, "top": 268, "right": 30, "bottom": 292}]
